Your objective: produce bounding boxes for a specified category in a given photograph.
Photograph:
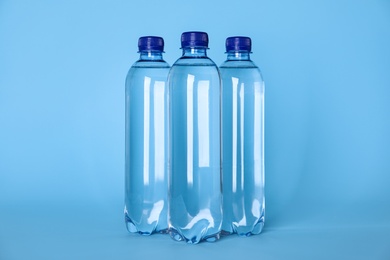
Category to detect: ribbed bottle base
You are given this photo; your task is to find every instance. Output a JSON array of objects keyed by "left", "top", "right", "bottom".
[
  {"left": 222, "top": 217, "right": 265, "bottom": 237},
  {"left": 169, "top": 227, "right": 220, "bottom": 244},
  {"left": 125, "top": 214, "right": 168, "bottom": 236}
]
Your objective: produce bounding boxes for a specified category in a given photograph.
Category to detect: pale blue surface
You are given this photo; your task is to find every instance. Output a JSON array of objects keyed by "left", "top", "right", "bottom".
[{"left": 1, "top": 0, "right": 390, "bottom": 259}]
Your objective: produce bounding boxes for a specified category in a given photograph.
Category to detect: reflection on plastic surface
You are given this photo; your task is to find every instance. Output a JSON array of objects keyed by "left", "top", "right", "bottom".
[{"left": 197, "top": 80, "right": 210, "bottom": 168}]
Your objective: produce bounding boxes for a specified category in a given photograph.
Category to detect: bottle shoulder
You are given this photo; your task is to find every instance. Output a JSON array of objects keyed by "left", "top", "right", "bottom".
[
  {"left": 219, "top": 60, "right": 259, "bottom": 69},
  {"left": 131, "top": 60, "right": 170, "bottom": 69},
  {"left": 219, "top": 61, "right": 264, "bottom": 81},
  {"left": 126, "top": 61, "right": 170, "bottom": 86},
  {"left": 172, "top": 56, "right": 218, "bottom": 67}
]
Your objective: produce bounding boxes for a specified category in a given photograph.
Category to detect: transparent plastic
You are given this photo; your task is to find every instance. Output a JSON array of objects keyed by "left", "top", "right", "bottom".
[
  {"left": 220, "top": 51, "right": 265, "bottom": 236},
  {"left": 168, "top": 47, "right": 222, "bottom": 244},
  {"left": 124, "top": 50, "right": 170, "bottom": 235}
]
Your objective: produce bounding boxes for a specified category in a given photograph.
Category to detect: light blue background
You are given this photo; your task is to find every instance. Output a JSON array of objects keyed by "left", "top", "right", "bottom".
[{"left": 1, "top": 0, "right": 389, "bottom": 259}]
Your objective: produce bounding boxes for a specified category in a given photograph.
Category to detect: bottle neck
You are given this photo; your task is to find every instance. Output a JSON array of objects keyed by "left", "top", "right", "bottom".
[
  {"left": 139, "top": 51, "right": 164, "bottom": 61},
  {"left": 226, "top": 51, "right": 251, "bottom": 61},
  {"left": 182, "top": 47, "right": 208, "bottom": 58}
]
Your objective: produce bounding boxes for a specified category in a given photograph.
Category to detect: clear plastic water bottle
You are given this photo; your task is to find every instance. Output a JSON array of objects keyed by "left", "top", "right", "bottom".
[
  {"left": 219, "top": 36, "right": 265, "bottom": 236},
  {"left": 168, "top": 31, "right": 222, "bottom": 244},
  {"left": 124, "top": 36, "right": 170, "bottom": 235}
]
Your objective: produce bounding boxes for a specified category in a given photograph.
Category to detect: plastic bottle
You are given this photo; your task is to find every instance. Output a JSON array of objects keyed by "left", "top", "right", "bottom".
[
  {"left": 219, "top": 36, "right": 265, "bottom": 236},
  {"left": 168, "top": 31, "right": 222, "bottom": 244},
  {"left": 124, "top": 36, "right": 170, "bottom": 235}
]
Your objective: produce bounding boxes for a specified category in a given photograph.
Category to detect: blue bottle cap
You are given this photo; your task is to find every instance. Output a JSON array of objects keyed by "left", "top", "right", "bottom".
[
  {"left": 181, "top": 31, "right": 209, "bottom": 48},
  {"left": 138, "top": 36, "right": 164, "bottom": 52},
  {"left": 226, "top": 36, "right": 252, "bottom": 52}
]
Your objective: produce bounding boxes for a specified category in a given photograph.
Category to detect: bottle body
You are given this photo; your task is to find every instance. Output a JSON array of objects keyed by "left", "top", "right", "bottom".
[
  {"left": 168, "top": 50, "right": 222, "bottom": 243},
  {"left": 125, "top": 52, "right": 170, "bottom": 235},
  {"left": 220, "top": 55, "right": 265, "bottom": 236}
]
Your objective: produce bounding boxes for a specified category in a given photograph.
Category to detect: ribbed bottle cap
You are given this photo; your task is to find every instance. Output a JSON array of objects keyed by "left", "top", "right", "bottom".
[
  {"left": 181, "top": 31, "right": 209, "bottom": 48},
  {"left": 226, "top": 36, "right": 251, "bottom": 52},
  {"left": 138, "top": 36, "right": 164, "bottom": 52}
]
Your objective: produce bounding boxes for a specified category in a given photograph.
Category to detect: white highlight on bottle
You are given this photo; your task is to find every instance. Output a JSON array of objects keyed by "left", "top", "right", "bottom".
[
  {"left": 236, "top": 215, "right": 247, "bottom": 226},
  {"left": 183, "top": 208, "right": 215, "bottom": 230},
  {"left": 232, "top": 77, "right": 239, "bottom": 193},
  {"left": 251, "top": 199, "right": 261, "bottom": 218},
  {"left": 154, "top": 80, "right": 165, "bottom": 183},
  {"left": 143, "top": 76, "right": 151, "bottom": 186},
  {"left": 254, "top": 81, "right": 261, "bottom": 187},
  {"left": 187, "top": 74, "right": 195, "bottom": 187},
  {"left": 147, "top": 200, "right": 164, "bottom": 224},
  {"left": 197, "top": 80, "right": 210, "bottom": 167},
  {"left": 240, "top": 82, "right": 245, "bottom": 191}
]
